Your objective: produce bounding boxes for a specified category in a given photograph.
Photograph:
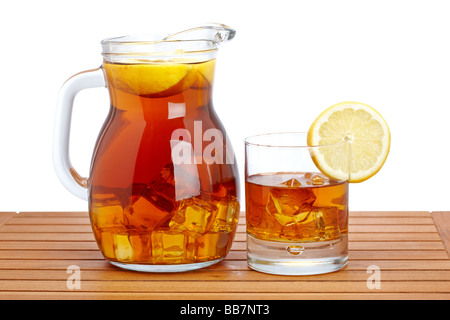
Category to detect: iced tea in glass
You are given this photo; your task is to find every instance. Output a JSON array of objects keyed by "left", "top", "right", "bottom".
[{"left": 245, "top": 133, "right": 349, "bottom": 275}]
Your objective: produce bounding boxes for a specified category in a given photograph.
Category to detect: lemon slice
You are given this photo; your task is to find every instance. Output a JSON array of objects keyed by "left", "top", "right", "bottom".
[
  {"left": 307, "top": 101, "right": 390, "bottom": 183},
  {"left": 103, "top": 62, "right": 195, "bottom": 97}
]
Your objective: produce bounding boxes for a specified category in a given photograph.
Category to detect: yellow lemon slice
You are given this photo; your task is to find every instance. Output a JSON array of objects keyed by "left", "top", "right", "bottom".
[
  {"left": 103, "top": 59, "right": 217, "bottom": 97},
  {"left": 103, "top": 62, "right": 195, "bottom": 97},
  {"left": 307, "top": 101, "right": 390, "bottom": 183}
]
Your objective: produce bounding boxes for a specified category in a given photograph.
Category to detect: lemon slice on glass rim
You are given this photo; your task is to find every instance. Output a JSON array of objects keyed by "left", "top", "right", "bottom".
[{"left": 307, "top": 101, "right": 391, "bottom": 183}]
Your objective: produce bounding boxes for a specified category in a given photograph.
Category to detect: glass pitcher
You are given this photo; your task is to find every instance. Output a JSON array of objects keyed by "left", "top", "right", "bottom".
[{"left": 53, "top": 23, "right": 240, "bottom": 272}]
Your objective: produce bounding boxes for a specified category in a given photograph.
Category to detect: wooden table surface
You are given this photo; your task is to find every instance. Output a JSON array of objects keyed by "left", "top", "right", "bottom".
[{"left": 0, "top": 211, "right": 449, "bottom": 300}]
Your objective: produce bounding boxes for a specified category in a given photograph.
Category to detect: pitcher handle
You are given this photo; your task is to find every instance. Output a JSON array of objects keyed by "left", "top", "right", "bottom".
[{"left": 53, "top": 68, "right": 106, "bottom": 200}]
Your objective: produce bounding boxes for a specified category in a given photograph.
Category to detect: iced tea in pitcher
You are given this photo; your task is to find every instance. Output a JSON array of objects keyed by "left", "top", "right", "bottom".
[
  {"left": 89, "top": 58, "right": 239, "bottom": 270},
  {"left": 54, "top": 24, "right": 240, "bottom": 272}
]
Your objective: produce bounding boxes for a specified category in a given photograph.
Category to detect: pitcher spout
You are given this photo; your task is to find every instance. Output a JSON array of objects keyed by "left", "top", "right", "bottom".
[{"left": 163, "top": 23, "right": 235, "bottom": 44}]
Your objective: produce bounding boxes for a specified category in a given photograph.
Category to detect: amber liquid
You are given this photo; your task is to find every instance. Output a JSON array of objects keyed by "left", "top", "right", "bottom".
[
  {"left": 246, "top": 172, "right": 348, "bottom": 242},
  {"left": 89, "top": 60, "right": 240, "bottom": 265}
]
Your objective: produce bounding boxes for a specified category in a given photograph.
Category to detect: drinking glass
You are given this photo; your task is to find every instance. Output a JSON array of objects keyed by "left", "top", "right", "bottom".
[{"left": 245, "top": 132, "right": 349, "bottom": 275}]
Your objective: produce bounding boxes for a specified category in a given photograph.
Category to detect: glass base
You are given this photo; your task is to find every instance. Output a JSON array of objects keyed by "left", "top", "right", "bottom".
[
  {"left": 247, "top": 234, "right": 348, "bottom": 275},
  {"left": 108, "top": 258, "right": 223, "bottom": 272}
]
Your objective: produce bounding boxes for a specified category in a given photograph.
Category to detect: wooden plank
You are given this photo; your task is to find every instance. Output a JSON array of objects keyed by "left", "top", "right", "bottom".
[
  {"left": 5, "top": 217, "right": 91, "bottom": 225},
  {"left": 2, "top": 269, "right": 450, "bottom": 281},
  {"left": 347, "top": 260, "right": 450, "bottom": 270},
  {"left": 1, "top": 280, "right": 449, "bottom": 293},
  {"left": 348, "top": 241, "right": 445, "bottom": 250},
  {"left": 0, "top": 213, "right": 17, "bottom": 228},
  {"left": 0, "top": 250, "right": 103, "bottom": 260},
  {"left": 349, "top": 233, "right": 442, "bottom": 241},
  {"left": 0, "top": 241, "right": 99, "bottom": 250},
  {"left": 432, "top": 211, "right": 450, "bottom": 257},
  {"left": 350, "top": 211, "right": 432, "bottom": 217},
  {"left": 0, "top": 259, "right": 449, "bottom": 271},
  {"left": 3, "top": 249, "right": 447, "bottom": 261},
  {"left": 0, "top": 233, "right": 96, "bottom": 241},
  {"left": 0, "top": 225, "right": 93, "bottom": 233},
  {"left": 15, "top": 212, "right": 89, "bottom": 218},
  {"left": 349, "top": 217, "right": 434, "bottom": 225},
  {"left": 1, "top": 291, "right": 449, "bottom": 300},
  {"left": 348, "top": 250, "right": 449, "bottom": 260},
  {"left": 0, "top": 259, "right": 113, "bottom": 270},
  {"left": 348, "top": 225, "right": 437, "bottom": 233}
]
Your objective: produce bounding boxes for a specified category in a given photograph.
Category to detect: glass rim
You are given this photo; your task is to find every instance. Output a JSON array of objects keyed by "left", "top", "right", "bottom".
[
  {"left": 244, "top": 132, "right": 347, "bottom": 149},
  {"left": 101, "top": 35, "right": 219, "bottom": 55},
  {"left": 101, "top": 36, "right": 218, "bottom": 47}
]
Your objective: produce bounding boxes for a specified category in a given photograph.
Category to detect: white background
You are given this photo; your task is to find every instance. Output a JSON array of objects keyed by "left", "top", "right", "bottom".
[{"left": 1, "top": 0, "right": 449, "bottom": 212}]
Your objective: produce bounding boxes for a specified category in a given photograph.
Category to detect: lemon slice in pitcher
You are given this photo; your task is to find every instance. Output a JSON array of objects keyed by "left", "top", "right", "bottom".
[
  {"left": 103, "top": 62, "right": 195, "bottom": 97},
  {"left": 307, "top": 101, "right": 390, "bottom": 183}
]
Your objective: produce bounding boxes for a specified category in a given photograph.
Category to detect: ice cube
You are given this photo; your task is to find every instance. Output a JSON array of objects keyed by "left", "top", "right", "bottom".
[
  {"left": 309, "top": 206, "right": 344, "bottom": 240},
  {"left": 151, "top": 230, "right": 195, "bottom": 262},
  {"left": 99, "top": 231, "right": 115, "bottom": 259},
  {"left": 195, "top": 232, "right": 231, "bottom": 260},
  {"left": 210, "top": 198, "right": 240, "bottom": 232},
  {"left": 311, "top": 174, "right": 326, "bottom": 186},
  {"left": 281, "top": 178, "right": 302, "bottom": 187},
  {"left": 141, "top": 164, "right": 177, "bottom": 213},
  {"left": 314, "top": 209, "right": 325, "bottom": 230},
  {"left": 169, "top": 197, "right": 218, "bottom": 238},
  {"left": 114, "top": 234, "right": 133, "bottom": 261},
  {"left": 266, "top": 188, "right": 316, "bottom": 226},
  {"left": 123, "top": 195, "right": 174, "bottom": 231},
  {"left": 129, "top": 234, "right": 151, "bottom": 262},
  {"left": 90, "top": 193, "right": 125, "bottom": 231},
  {"left": 122, "top": 164, "right": 180, "bottom": 231}
]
